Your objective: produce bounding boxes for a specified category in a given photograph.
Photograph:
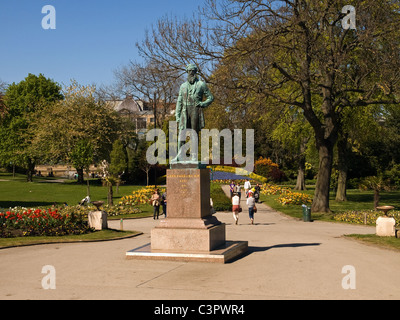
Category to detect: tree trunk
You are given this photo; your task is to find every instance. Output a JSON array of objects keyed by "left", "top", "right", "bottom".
[
  {"left": 86, "top": 172, "right": 91, "bottom": 197},
  {"left": 108, "top": 183, "right": 114, "bottom": 206},
  {"left": 26, "top": 158, "right": 35, "bottom": 182},
  {"left": 312, "top": 143, "right": 333, "bottom": 213},
  {"left": 294, "top": 156, "right": 307, "bottom": 191},
  {"left": 335, "top": 135, "right": 349, "bottom": 202},
  {"left": 374, "top": 189, "right": 380, "bottom": 209},
  {"left": 76, "top": 167, "right": 84, "bottom": 184},
  {"left": 336, "top": 169, "right": 347, "bottom": 202}
]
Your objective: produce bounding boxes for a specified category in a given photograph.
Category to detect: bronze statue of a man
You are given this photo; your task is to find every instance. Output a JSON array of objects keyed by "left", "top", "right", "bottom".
[
  {"left": 176, "top": 64, "right": 214, "bottom": 135},
  {"left": 173, "top": 64, "right": 214, "bottom": 162}
]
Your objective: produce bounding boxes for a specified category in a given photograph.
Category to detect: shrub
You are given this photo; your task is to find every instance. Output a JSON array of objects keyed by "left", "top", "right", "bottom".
[{"left": 254, "top": 157, "right": 286, "bottom": 182}]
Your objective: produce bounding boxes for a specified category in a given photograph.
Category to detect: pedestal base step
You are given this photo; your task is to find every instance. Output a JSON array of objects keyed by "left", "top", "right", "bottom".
[{"left": 126, "top": 241, "right": 248, "bottom": 264}]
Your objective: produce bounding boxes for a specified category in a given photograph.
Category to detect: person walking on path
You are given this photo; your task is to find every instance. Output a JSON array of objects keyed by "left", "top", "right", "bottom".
[
  {"left": 231, "top": 192, "right": 241, "bottom": 225},
  {"left": 151, "top": 189, "right": 161, "bottom": 220},
  {"left": 254, "top": 183, "right": 261, "bottom": 203},
  {"left": 229, "top": 180, "right": 235, "bottom": 198},
  {"left": 246, "top": 191, "right": 256, "bottom": 224},
  {"left": 235, "top": 182, "right": 242, "bottom": 200},
  {"left": 244, "top": 179, "right": 251, "bottom": 198}
]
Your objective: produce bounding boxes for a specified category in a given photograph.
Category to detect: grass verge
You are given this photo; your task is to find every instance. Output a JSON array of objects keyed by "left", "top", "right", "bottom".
[
  {"left": 0, "top": 228, "right": 140, "bottom": 249},
  {"left": 344, "top": 234, "right": 400, "bottom": 252}
]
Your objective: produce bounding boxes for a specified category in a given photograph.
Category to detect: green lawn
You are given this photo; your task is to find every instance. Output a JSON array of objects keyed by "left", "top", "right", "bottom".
[{"left": 0, "top": 173, "right": 146, "bottom": 209}]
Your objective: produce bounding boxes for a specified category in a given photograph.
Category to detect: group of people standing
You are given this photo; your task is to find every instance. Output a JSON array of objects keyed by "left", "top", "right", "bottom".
[{"left": 230, "top": 179, "right": 261, "bottom": 225}]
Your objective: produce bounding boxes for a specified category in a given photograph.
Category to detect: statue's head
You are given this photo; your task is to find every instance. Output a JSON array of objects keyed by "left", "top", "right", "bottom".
[
  {"left": 186, "top": 64, "right": 198, "bottom": 73},
  {"left": 186, "top": 64, "right": 198, "bottom": 84}
]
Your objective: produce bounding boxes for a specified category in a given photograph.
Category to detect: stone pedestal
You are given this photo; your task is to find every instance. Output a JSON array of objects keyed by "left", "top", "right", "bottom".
[
  {"left": 376, "top": 216, "right": 396, "bottom": 237},
  {"left": 126, "top": 165, "right": 248, "bottom": 263},
  {"left": 151, "top": 168, "right": 225, "bottom": 252},
  {"left": 88, "top": 211, "right": 108, "bottom": 230}
]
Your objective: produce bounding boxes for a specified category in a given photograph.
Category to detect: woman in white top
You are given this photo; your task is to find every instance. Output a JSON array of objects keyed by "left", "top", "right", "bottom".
[
  {"left": 231, "top": 192, "right": 240, "bottom": 225},
  {"left": 244, "top": 179, "right": 251, "bottom": 198}
]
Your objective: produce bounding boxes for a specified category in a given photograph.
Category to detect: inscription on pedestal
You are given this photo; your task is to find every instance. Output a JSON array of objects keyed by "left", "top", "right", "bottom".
[{"left": 166, "top": 169, "right": 210, "bottom": 219}]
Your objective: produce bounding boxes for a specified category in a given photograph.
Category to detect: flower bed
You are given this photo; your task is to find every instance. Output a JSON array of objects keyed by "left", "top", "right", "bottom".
[
  {"left": 260, "top": 184, "right": 291, "bottom": 195},
  {"left": 119, "top": 186, "right": 166, "bottom": 206},
  {"left": 276, "top": 191, "right": 313, "bottom": 206},
  {"left": 0, "top": 208, "right": 92, "bottom": 238},
  {"left": 333, "top": 210, "right": 400, "bottom": 226},
  {"left": 260, "top": 183, "right": 313, "bottom": 206}
]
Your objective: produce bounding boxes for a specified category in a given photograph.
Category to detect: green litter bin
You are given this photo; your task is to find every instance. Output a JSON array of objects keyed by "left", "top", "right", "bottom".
[{"left": 302, "top": 205, "right": 312, "bottom": 222}]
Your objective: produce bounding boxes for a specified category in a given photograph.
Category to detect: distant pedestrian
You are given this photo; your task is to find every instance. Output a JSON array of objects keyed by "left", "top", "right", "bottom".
[
  {"left": 161, "top": 191, "right": 167, "bottom": 217},
  {"left": 235, "top": 182, "right": 242, "bottom": 200},
  {"left": 229, "top": 180, "right": 235, "bottom": 198},
  {"left": 151, "top": 189, "right": 161, "bottom": 220},
  {"left": 244, "top": 179, "right": 251, "bottom": 198},
  {"left": 254, "top": 183, "right": 261, "bottom": 203},
  {"left": 246, "top": 191, "right": 256, "bottom": 224},
  {"left": 231, "top": 192, "right": 241, "bottom": 225}
]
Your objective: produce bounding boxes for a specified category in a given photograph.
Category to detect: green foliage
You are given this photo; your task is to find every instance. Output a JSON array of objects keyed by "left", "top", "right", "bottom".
[
  {"left": 358, "top": 176, "right": 393, "bottom": 192},
  {"left": 385, "top": 164, "right": 400, "bottom": 187},
  {"left": 31, "top": 81, "right": 120, "bottom": 165},
  {"left": 109, "top": 140, "right": 127, "bottom": 176},
  {"left": 70, "top": 140, "right": 93, "bottom": 172},
  {"left": 0, "top": 74, "right": 63, "bottom": 170}
]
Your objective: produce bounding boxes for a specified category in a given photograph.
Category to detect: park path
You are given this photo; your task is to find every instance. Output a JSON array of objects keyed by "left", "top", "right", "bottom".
[{"left": 0, "top": 186, "right": 400, "bottom": 300}]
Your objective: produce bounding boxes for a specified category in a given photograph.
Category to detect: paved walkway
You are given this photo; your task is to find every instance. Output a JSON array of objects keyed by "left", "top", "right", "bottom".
[{"left": 1, "top": 189, "right": 400, "bottom": 300}]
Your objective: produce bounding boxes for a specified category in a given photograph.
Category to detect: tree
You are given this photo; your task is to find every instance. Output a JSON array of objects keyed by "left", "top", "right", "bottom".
[
  {"left": 114, "top": 61, "right": 180, "bottom": 127},
  {"left": 334, "top": 105, "right": 381, "bottom": 201},
  {"left": 359, "top": 176, "right": 392, "bottom": 209},
  {"left": 0, "top": 79, "right": 7, "bottom": 94},
  {"left": 99, "top": 140, "right": 127, "bottom": 206},
  {"left": 109, "top": 139, "right": 127, "bottom": 195},
  {"left": 271, "top": 109, "right": 312, "bottom": 190},
  {"left": 31, "top": 81, "right": 121, "bottom": 182},
  {"left": 203, "top": 0, "right": 400, "bottom": 212},
  {"left": 0, "top": 74, "right": 63, "bottom": 181},
  {"left": 70, "top": 140, "right": 93, "bottom": 186},
  {"left": 129, "top": 1, "right": 400, "bottom": 212}
]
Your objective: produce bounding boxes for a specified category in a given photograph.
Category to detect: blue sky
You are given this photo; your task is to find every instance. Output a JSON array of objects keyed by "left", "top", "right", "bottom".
[{"left": 0, "top": 0, "right": 201, "bottom": 87}]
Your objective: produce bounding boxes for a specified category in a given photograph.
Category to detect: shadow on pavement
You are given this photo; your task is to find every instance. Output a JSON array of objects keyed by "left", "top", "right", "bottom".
[{"left": 228, "top": 242, "right": 321, "bottom": 263}]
